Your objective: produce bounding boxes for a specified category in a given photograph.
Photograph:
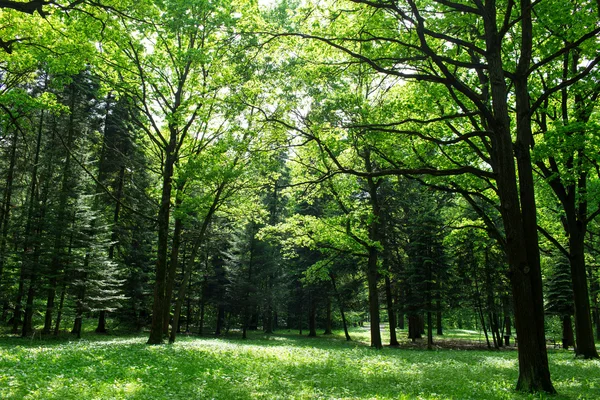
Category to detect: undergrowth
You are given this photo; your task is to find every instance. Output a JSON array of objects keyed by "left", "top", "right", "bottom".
[{"left": 0, "top": 328, "right": 597, "bottom": 399}]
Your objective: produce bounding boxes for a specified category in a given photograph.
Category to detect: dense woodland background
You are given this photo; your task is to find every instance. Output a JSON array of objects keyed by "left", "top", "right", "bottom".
[{"left": 0, "top": 0, "right": 599, "bottom": 394}]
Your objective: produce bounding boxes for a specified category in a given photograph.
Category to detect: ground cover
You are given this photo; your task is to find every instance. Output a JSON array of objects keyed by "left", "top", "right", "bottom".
[{"left": 0, "top": 328, "right": 597, "bottom": 399}]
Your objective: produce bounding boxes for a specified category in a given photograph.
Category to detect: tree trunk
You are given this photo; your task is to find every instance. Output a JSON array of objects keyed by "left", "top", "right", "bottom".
[
  {"left": 426, "top": 248, "right": 433, "bottom": 349},
  {"left": 436, "top": 299, "right": 443, "bottom": 335},
  {"left": 366, "top": 247, "right": 382, "bottom": 348},
  {"left": 15, "top": 107, "right": 50, "bottom": 335},
  {"left": 163, "top": 183, "right": 185, "bottom": 335},
  {"left": 330, "top": 274, "right": 351, "bottom": 341},
  {"left": 475, "top": 0, "right": 555, "bottom": 391},
  {"left": 215, "top": 304, "right": 225, "bottom": 336},
  {"left": 169, "top": 185, "right": 224, "bottom": 343},
  {"left": 398, "top": 312, "right": 405, "bottom": 330},
  {"left": 71, "top": 252, "right": 89, "bottom": 338},
  {"left": 503, "top": 297, "right": 512, "bottom": 346},
  {"left": 567, "top": 230, "right": 599, "bottom": 358},
  {"left": 561, "top": 315, "right": 575, "bottom": 350},
  {"left": 494, "top": 312, "right": 503, "bottom": 348},
  {"left": 426, "top": 311, "right": 433, "bottom": 350},
  {"left": 363, "top": 156, "right": 383, "bottom": 349},
  {"left": 54, "top": 227, "right": 74, "bottom": 336},
  {"left": 385, "top": 275, "right": 399, "bottom": 346},
  {"left": 185, "top": 290, "right": 192, "bottom": 333},
  {"left": 408, "top": 314, "right": 421, "bottom": 342},
  {"left": 0, "top": 126, "right": 18, "bottom": 283},
  {"left": 93, "top": 311, "right": 107, "bottom": 334},
  {"left": 488, "top": 312, "right": 499, "bottom": 349},
  {"left": 477, "top": 305, "right": 491, "bottom": 349},
  {"left": 11, "top": 91, "right": 47, "bottom": 334},
  {"left": 169, "top": 256, "right": 193, "bottom": 344},
  {"left": 12, "top": 273, "right": 24, "bottom": 334},
  {"left": 71, "top": 274, "right": 87, "bottom": 339},
  {"left": 53, "top": 282, "right": 66, "bottom": 336},
  {"left": 147, "top": 139, "right": 177, "bottom": 345}
]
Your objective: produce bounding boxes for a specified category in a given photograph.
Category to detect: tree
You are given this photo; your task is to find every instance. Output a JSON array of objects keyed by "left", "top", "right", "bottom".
[
  {"left": 261, "top": 0, "right": 600, "bottom": 391},
  {"left": 531, "top": 21, "right": 600, "bottom": 357},
  {"left": 546, "top": 255, "right": 575, "bottom": 349},
  {"left": 399, "top": 179, "right": 449, "bottom": 348},
  {"left": 104, "top": 0, "right": 255, "bottom": 344}
]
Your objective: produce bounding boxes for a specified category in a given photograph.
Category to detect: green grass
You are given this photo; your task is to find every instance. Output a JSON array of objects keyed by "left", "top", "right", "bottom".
[{"left": 0, "top": 328, "right": 598, "bottom": 399}]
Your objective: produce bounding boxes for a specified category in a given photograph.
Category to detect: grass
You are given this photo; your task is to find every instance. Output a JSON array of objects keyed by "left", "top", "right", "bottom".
[{"left": 0, "top": 327, "right": 598, "bottom": 399}]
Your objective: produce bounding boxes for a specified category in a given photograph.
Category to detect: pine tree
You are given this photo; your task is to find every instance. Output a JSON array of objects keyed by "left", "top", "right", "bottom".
[{"left": 546, "top": 255, "right": 575, "bottom": 349}]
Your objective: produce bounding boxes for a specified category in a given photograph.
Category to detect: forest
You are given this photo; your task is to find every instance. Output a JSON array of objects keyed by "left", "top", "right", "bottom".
[{"left": 0, "top": 0, "right": 599, "bottom": 398}]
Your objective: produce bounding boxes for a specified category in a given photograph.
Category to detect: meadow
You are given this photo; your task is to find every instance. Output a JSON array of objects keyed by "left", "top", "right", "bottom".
[{"left": 0, "top": 328, "right": 598, "bottom": 400}]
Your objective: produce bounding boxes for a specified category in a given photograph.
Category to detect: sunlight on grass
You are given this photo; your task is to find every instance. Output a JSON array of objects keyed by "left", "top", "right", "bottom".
[
  {"left": 481, "top": 356, "right": 517, "bottom": 369},
  {"left": 0, "top": 331, "right": 598, "bottom": 399}
]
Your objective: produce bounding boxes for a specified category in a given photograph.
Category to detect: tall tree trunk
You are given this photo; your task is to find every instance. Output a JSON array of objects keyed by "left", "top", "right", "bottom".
[
  {"left": 22, "top": 155, "right": 52, "bottom": 337},
  {"left": 71, "top": 251, "right": 90, "bottom": 338},
  {"left": 366, "top": 247, "right": 382, "bottom": 348},
  {"left": 479, "top": 0, "right": 554, "bottom": 389},
  {"left": 71, "top": 273, "right": 87, "bottom": 340},
  {"left": 0, "top": 126, "right": 18, "bottom": 283},
  {"left": 385, "top": 275, "right": 399, "bottom": 346},
  {"left": 147, "top": 137, "right": 177, "bottom": 345},
  {"left": 169, "top": 257, "right": 193, "bottom": 344},
  {"left": 478, "top": 307, "right": 491, "bottom": 349},
  {"left": 494, "top": 312, "right": 503, "bottom": 348},
  {"left": 14, "top": 107, "right": 47, "bottom": 334},
  {"left": 484, "top": 249, "right": 499, "bottom": 349},
  {"left": 11, "top": 275, "right": 24, "bottom": 334},
  {"left": 168, "top": 182, "right": 225, "bottom": 344},
  {"left": 488, "top": 313, "right": 499, "bottom": 349},
  {"left": 511, "top": 30, "right": 555, "bottom": 399},
  {"left": 567, "top": 228, "right": 599, "bottom": 358},
  {"left": 242, "top": 234, "right": 256, "bottom": 340},
  {"left": 54, "top": 225, "right": 74, "bottom": 336},
  {"left": 426, "top": 258, "right": 433, "bottom": 350},
  {"left": 436, "top": 298, "right": 443, "bottom": 336},
  {"left": 503, "top": 296, "right": 512, "bottom": 346},
  {"left": 163, "top": 182, "right": 185, "bottom": 334},
  {"left": 53, "top": 281, "right": 66, "bottom": 336},
  {"left": 364, "top": 155, "right": 383, "bottom": 349}
]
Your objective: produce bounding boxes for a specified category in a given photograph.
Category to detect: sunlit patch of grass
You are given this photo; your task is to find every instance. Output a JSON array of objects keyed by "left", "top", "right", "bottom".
[
  {"left": 0, "top": 329, "right": 598, "bottom": 399},
  {"left": 480, "top": 356, "right": 517, "bottom": 369}
]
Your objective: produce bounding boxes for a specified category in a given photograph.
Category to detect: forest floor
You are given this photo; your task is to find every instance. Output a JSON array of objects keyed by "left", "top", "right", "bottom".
[{"left": 0, "top": 325, "right": 598, "bottom": 399}]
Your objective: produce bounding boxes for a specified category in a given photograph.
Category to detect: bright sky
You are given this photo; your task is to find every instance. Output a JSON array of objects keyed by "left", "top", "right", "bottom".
[{"left": 258, "top": 0, "right": 278, "bottom": 9}]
